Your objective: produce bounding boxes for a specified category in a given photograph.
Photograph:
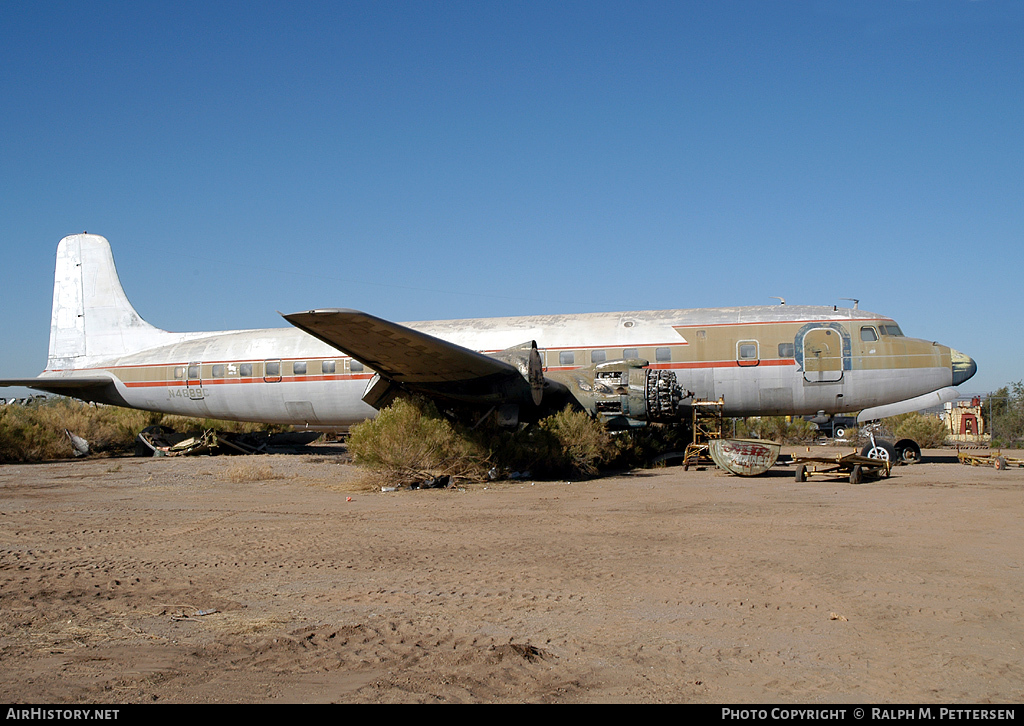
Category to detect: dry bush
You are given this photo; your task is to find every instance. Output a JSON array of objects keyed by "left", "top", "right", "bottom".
[
  {"left": 346, "top": 397, "right": 489, "bottom": 486},
  {"left": 536, "top": 406, "right": 616, "bottom": 478},
  {"left": 733, "top": 416, "right": 819, "bottom": 444},
  {"left": 347, "top": 399, "right": 618, "bottom": 485},
  {"left": 886, "top": 412, "right": 949, "bottom": 448},
  {"left": 0, "top": 397, "right": 294, "bottom": 463},
  {"left": 221, "top": 461, "right": 283, "bottom": 483},
  {"left": 0, "top": 399, "right": 157, "bottom": 462}
]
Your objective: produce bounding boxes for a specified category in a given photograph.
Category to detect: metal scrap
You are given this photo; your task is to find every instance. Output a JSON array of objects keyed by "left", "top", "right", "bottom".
[{"left": 135, "top": 428, "right": 321, "bottom": 457}]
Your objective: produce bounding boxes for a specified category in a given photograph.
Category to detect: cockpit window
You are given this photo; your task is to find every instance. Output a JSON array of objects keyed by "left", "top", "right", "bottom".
[
  {"left": 880, "top": 324, "right": 904, "bottom": 337},
  {"left": 860, "top": 326, "right": 878, "bottom": 342}
]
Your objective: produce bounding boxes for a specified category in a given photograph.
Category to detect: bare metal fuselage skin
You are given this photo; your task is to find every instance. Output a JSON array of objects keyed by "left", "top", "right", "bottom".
[{"left": 8, "top": 235, "right": 976, "bottom": 427}]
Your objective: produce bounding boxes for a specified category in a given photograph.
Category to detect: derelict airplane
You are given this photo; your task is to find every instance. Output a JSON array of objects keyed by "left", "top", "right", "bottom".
[{"left": 1, "top": 234, "right": 977, "bottom": 432}]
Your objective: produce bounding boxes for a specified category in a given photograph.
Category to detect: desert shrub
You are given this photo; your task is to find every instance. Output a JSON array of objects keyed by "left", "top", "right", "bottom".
[
  {"left": 535, "top": 406, "right": 616, "bottom": 478},
  {"left": 0, "top": 397, "right": 296, "bottom": 463},
  {"left": 0, "top": 399, "right": 157, "bottom": 462},
  {"left": 222, "top": 461, "right": 283, "bottom": 483},
  {"left": 347, "top": 399, "right": 619, "bottom": 484},
  {"left": 732, "top": 416, "right": 818, "bottom": 444},
  {"left": 604, "top": 424, "right": 692, "bottom": 470},
  {"left": 885, "top": 413, "right": 949, "bottom": 448},
  {"left": 347, "top": 397, "right": 488, "bottom": 485}
]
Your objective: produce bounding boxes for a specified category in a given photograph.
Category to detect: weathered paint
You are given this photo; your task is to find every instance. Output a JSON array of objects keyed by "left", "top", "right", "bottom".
[
  {"left": 709, "top": 439, "right": 782, "bottom": 476},
  {"left": 2, "top": 234, "right": 977, "bottom": 427}
]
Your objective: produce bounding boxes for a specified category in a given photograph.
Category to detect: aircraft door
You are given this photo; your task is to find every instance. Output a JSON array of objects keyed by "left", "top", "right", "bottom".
[
  {"left": 186, "top": 362, "right": 204, "bottom": 399},
  {"left": 802, "top": 329, "right": 843, "bottom": 383}
]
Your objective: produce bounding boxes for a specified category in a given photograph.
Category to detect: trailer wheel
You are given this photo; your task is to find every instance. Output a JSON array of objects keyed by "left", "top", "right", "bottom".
[
  {"left": 995, "top": 457, "right": 1007, "bottom": 470},
  {"left": 850, "top": 465, "right": 863, "bottom": 485},
  {"left": 795, "top": 464, "right": 807, "bottom": 482},
  {"left": 833, "top": 427, "right": 846, "bottom": 439}
]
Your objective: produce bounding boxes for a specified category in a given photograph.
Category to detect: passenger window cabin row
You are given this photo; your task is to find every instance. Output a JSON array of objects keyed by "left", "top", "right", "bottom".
[
  {"left": 171, "top": 330, "right": 902, "bottom": 380},
  {"left": 172, "top": 359, "right": 359, "bottom": 380}
]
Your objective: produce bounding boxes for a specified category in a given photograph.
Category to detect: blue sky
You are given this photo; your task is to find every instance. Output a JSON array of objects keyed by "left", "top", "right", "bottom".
[{"left": 2, "top": 1, "right": 1021, "bottom": 396}]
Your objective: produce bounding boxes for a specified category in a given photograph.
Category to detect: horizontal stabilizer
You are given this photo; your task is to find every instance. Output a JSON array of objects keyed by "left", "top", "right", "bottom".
[
  {"left": 0, "top": 376, "right": 113, "bottom": 390},
  {"left": 857, "top": 386, "right": 960, "bottom": 422}
]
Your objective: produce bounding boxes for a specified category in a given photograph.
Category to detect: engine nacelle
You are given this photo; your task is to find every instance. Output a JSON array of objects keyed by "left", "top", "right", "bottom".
[{"left": 548, "top": 359, "right": 686, "bottom": 427}]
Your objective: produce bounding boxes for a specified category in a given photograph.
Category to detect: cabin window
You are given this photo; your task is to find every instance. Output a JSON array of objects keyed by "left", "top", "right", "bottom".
[
  {"left": 350, "top": 359, "right": 364, "bottom": 372},
  {"left": 173, "top": 366, "right": 184, "bottom": 379},
  {"left": 778, "top": 342, "right": 795, "bottom": 358},
  {"left": 187, "top": 365, "right": 200, "bottom": 379},
  {"left": 860, "top": 326, "right": 878, "bottom": 342},
  {"left": 880, "top": 325, "right": 904, "bottom": 337},
  {"left": 211, "top": 364, "right": 225, "bottom": 378},
  {"left": 591, "top": 349, "right": 607, "bottom": 363},
  {"left": 322, "top": 360, "right": 336, "bottom": 374},
  {"left": 293, "top": 361, "right": 307, "bottom": 375},
  {"left": 559, "top": 351, "right": 575, "bottom": 366},
  {"left": 265, "top": 361, "right": 281, "bottom": 377},
  {"left": 623, "top": 348, "right": 638, "bottom": 359},
  {"left": 655, "top": 347, "right": 671, "bottom": 362},
  {"left": 239, "top": 363, "right": 252, "bottom": 377},
  {"left": 738, "top": 343, "right": 757, "bottom": 359}
]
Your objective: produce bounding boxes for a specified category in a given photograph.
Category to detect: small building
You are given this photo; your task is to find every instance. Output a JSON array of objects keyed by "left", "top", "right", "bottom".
[{"left": 944, "top": 398, "right": 988, "bottom": 443}]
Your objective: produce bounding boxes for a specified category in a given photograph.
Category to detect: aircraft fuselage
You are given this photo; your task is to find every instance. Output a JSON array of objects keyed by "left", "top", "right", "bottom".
[{"left": 49, "top": 306, "right": 959, "bottom": 427}]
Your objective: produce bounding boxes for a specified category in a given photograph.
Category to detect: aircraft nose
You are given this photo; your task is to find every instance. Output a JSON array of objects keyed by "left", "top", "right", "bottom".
[{"left": 951, "top": 349, "right": 977, "bottom": 386}]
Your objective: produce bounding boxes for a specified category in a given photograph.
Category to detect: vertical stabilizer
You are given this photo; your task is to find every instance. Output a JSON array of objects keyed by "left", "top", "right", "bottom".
[{"left": 47, "top": 234, "right": 171, "bottom": 369}]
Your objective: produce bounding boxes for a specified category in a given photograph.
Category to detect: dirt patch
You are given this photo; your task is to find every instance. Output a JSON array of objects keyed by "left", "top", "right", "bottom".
[{"left": 1, "top": 446, "right": 1022, "bottom": 703}]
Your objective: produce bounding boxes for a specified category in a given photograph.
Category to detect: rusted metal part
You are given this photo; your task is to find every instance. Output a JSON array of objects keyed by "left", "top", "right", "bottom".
[
  {"left": 792, "top": 452, "right": 891, "bottom": 484},
  {"left": 957, "top": 451, "right": 1023, "bottom": 469},
  {"left": 709, "top": 439, "right": 781, "bottom": 476}
]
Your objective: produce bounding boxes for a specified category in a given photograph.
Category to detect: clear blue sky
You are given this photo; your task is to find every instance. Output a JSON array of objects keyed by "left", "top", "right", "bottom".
[{"left": 2, "top": 1, "right": 1020, "bottom": 396}]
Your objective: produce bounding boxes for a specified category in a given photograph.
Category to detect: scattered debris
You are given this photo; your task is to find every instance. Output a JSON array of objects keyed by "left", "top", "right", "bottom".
[
  {"left": 830, "top": 612, "right": 848, "bottom": 621},
  {"left": 64, "top": 429, "right": 90, "bottom": 457},
  {"left": 487, "top": 467, "right": 532, "bottom": 481},
  {"left": 135, "top": 427, "right": 321, "bottom": 457},
  {"left": 170, "top": 608, "right": 220, "bottom": 621},
  {"left": 411, "top": 474, "right": 452, "bottom": 490}
]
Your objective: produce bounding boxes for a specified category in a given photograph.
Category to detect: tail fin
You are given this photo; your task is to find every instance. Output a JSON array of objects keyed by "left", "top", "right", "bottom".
[{"left": 47, "top": 234, "right": 172, "bottom": 368}]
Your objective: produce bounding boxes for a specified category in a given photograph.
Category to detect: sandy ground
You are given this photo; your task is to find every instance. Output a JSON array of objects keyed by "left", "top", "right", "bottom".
[{"left": 1, "top": 445, "right": 1022, "bottom": 704}]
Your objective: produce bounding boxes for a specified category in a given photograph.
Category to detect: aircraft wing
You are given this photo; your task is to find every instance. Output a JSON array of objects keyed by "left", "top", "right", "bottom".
[{"left": 282, "top": 309, "right": 538, "bottom": 406}]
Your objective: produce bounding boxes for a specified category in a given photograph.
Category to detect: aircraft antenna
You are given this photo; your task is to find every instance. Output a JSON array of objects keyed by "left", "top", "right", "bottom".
[
  {"left": 770, "top": 297, "right": 786, "bottom": 305},
  {"left": 840, "top": 298, "right": 859, "bottom": 309}
]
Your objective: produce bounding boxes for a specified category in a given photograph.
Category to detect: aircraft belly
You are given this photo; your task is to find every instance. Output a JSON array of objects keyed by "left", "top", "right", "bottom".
[
  {"left": 841, "top": 367, "right": 951, "bottom": 411},
  {"left": 119, "top": 376, "right": 377, "bottom": 427}
]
